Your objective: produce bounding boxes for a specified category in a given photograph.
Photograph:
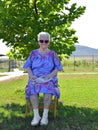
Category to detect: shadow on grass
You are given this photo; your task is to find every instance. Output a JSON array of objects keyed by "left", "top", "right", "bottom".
[{"left": 0, "top": 102, "right": 98, "bottom": 130}]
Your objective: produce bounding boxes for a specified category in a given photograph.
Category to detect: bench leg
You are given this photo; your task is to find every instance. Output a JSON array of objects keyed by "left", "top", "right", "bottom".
[
  {"left": 54, "top": 97, "right": 58, "bottom": 118},
  {"left": 25, "top": 100, "right": 29, "bottom": 117}
]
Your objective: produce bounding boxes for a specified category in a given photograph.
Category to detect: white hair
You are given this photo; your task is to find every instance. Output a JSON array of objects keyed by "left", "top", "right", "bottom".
[{"left": 38, "top": 32, "right": 50, "bottom": 41}]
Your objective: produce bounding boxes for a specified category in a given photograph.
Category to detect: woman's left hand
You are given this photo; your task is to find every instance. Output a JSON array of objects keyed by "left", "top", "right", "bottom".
[{"left": 44, "top": 74, "right": 52, "bottom": 80}]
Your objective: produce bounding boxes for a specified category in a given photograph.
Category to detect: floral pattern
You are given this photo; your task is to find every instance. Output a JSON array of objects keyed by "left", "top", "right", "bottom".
[{"left": 23, "top": 49, "right": 63, "bottom": 99}]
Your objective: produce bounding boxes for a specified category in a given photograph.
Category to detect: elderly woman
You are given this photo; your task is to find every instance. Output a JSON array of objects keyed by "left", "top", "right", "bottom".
[{"left": 23, "top": 32, "right": 63, "bottom": 126}]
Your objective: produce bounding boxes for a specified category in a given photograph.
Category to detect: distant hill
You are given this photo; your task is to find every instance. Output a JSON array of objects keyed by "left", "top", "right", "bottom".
[{"left": 71, "top": 45, "right": 98, "bottom": 56}]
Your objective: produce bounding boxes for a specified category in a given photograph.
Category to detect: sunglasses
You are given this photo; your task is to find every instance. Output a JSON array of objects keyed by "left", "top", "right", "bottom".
[{"left": 39, "top": 40, "right": 49, "bottom": 44}]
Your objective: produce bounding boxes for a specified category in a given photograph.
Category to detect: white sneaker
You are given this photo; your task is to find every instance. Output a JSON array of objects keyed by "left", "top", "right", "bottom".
[
  {"left": 40, "top": 116, "right": 48, "bottom": 125},
  {"left": 31, "top": 116, "right": 41, "bottom": 126}
]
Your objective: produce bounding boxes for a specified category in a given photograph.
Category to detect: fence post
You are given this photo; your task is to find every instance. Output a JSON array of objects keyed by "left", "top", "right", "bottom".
[
  {"left": 92, "top": 55, "right": 94, "bottom": 71},
  {"left": 74, "top": 55, "right": 75, "bottom": 71},
  {"left": 8, "top": 59, "right": 11, "bottom": 72}
]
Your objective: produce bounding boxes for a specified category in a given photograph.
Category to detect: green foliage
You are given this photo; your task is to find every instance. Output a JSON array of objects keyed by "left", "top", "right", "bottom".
[{"left": 0, "top": 0, "right": 86, "bottom": 59}]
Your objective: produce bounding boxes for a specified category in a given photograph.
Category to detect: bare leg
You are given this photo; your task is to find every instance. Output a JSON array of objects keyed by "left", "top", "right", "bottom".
[
  {"left": 30, "top": 94, "right": 39, "bottom": 109},
  {"left": 44, "top": 93, "right": 52, "bottom": 109},
  {"left": 40, "top": 93, "right": 52, "bottom": 125},
  {"left": 30, "top": 94, "right": 41, "bottom": 126}
]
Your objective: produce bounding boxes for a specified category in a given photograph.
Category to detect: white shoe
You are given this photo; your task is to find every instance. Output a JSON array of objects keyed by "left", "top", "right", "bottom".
[
  {"left": 40, "top": 109, "right": 49, "bottom": 125},
  {"left": 40, "top": 116, "right": 48, "bottom": 125},
  {"left": 31, "top": 116, "right": 41, "bottom": 126}
]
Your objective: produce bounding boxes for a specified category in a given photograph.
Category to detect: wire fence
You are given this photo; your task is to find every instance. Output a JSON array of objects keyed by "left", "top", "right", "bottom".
[
  {"left": 0, "top": 59, "right": 24, "bottom": 72},
  {"left": 62, "top": 55, "right": 98, "bottom": 72},
  {"left": 0, "top": 55, "right": 98, "bottom": 72}
]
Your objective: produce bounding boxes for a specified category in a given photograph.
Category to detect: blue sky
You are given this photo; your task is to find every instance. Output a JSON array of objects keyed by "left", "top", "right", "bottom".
[{"left": 0, "top": 0, "right": 98, "bottom": 54}]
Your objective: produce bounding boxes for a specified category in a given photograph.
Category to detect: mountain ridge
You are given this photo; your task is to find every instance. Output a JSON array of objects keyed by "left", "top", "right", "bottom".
[{"left": 71, "top": 45, "right": 98, "bottom": 56}]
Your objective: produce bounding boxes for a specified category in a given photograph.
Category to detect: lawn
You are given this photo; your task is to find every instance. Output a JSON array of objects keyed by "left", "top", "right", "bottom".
[{"left": 0, "top": 74, "right": 98, "bottom": 130}]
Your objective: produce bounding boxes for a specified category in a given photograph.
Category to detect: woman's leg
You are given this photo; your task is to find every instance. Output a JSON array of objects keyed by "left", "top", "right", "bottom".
[
  {"left": 30, "top": 94, "right": 41, "bottom": 126},
  {"left": 44, "top": 93, "right": 52, "bottom": 109},
  {"left": 40, "top": 93, "right": 52, "bottom": 125},
  {"left": 30, "top": 94, "right": 39, "bottom": 109}
]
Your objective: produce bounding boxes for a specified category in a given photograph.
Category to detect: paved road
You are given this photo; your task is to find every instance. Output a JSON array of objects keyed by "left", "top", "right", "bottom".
[{"left": 0, "top": 70, "right": 25, "bottom": 81}]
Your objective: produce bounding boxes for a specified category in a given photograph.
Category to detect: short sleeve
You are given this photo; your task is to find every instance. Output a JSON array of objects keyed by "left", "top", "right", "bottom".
[
  {"left": 53, "top": 51, "right": 63, "bottom": 71},
  {"left": 23, "top": 52, "right": 32, "bottom": 69}
]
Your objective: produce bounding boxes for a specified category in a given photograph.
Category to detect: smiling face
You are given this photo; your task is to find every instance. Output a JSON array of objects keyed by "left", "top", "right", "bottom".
[{"left": 38, "top": 32, "right": 50, "bottom": 50}]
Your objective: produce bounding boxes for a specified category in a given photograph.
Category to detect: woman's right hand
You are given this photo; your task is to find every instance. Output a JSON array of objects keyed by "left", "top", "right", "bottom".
[{"left": 32, "top": 75, "right": 37, "bottom": 80}]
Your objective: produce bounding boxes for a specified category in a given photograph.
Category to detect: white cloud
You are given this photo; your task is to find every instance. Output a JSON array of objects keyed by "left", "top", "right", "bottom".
[{"left": 71, "top": 0, "right": 98, "bottom": 49}]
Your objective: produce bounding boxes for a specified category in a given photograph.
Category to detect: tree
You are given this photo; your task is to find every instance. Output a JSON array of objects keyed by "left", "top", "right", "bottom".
[{"left": 0, "top": 0, "right": 86, "bottom": 59}]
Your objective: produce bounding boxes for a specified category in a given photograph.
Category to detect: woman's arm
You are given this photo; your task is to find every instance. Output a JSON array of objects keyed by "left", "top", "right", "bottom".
[
  {"left": 45, "top": 69, "right": 58, "bottom": 79},
  {"left": 50, "top": 69, "right": 58, "bottom": 77},
  {"left": 24, "top": 67, "right": 37, "bottom": 80}
]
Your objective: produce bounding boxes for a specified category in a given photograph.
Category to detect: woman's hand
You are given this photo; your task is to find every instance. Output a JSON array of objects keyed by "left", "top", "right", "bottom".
[
  {"left": 44, "top": 74, "right": 52, "bottom": 80},
  {"left": 25, "top": 67, "right": 37, "bottom": 81},
  {"left": 45, "top": 69, "right": 58, "bottom": 80},
  {"left": 32, "top": 75, "right": 37, "bottom": 82},
  {"left": 32, "top": 75, "right": 37, "bottom": 79}
]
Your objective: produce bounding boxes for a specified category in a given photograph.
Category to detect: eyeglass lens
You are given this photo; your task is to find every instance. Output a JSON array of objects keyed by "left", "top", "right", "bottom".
[{"left": 39, "top": 40, "right": 49, "bottom": 44}]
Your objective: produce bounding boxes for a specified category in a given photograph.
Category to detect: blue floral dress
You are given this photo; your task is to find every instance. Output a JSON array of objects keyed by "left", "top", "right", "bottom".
[{"left": 23, "top": 49, "right": 63, "bottom": 99}]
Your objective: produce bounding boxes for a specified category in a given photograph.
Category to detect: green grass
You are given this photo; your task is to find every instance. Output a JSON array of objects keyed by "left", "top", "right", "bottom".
[
  {"left": 0, "top": 74, "right": 98, "bottom": 130},
  {"left": 59, "top": 74, "right": 98, "bottom": 108}
]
